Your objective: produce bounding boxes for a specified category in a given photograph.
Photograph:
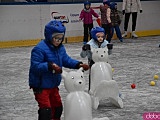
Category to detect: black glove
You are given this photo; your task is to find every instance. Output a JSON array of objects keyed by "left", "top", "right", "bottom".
[
  {"left": 140, "top": 10, "right": 143, "bottom": 13},
  {"left": 107, "top": 43, "right": 113, "bottom": 50},
  {"left": 48, "top": 62, "right": 62, "bottom": 74},
  {"left": 82, "top": 44, "right": 91, "bottom": 51},
  {"left": 122, "top": 10, "right": 125, "bottom": 15}
]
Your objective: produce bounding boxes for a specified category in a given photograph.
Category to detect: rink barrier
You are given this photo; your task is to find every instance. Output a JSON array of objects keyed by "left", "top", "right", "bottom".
[
  {"left": 114, "top": 30, "right": 160, "bottom": 40},
  {"left": 0, "top": 39, "right": 41, "bottom": 48},
  {"left": 0, "top": 1, "right": 160, "bottom": 48},
  {"left": 0, "top": 36, "right": 84, "bottom": 48},
  {"left": 0, "top": 29, "right": 160, "bottom": 48}
]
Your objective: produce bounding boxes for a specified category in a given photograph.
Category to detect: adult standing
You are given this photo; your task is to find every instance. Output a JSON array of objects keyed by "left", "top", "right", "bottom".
[{"left": 122, "top": 0, "right": 143, "bottom": 38}]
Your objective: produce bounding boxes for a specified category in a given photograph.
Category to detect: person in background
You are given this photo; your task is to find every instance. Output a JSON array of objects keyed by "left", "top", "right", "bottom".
[
  {"left": 100, "top": 0, "right": 112, "bottom": 43},
  {"left": 110, "top": 2, "right": 123, "bottom": 42},
  {"left": 29, "top": 20, "right": 89, "bottom": 120},
  {"left": 122, "top": 0, "right": 142, "bottom": 38},
  {"left": 80, "top": 26, "right": 113, "bottom": 67},
  {"left": 79, "top": 1, "right": 99, "bottom": 44},
  {"left": 80, "top": 26, "right": 113, "bottom": 91}
]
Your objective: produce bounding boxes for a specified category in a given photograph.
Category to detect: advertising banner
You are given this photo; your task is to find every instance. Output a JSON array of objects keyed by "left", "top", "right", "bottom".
[{"left": 50, "top": 3, "right": 101, "bottom": 36}]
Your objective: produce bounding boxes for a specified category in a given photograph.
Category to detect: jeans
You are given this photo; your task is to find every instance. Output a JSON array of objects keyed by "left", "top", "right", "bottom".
[{"left": 111, "top": 25, "right": 123, "bottom": 40}]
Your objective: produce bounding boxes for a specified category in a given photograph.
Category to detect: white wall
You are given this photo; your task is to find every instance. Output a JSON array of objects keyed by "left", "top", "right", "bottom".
[
  {"left": 136, "top": 1, "right": 160, "bottom": 30},
  {"left": 0, "top": 5, "right": 50, "bottom": 41},
  {"left": 0, "top": 1, "right": 160, "bottom": 42}
]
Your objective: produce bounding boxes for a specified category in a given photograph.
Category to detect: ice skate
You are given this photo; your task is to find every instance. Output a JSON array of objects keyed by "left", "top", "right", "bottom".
[
  {"left": 122, "top": 31, "right": 127, "bottom": 38},
  {"left": 83, "top": 41, "right": 87, "bottom": 44},
  {"left": 131, "top": 31, "right": 138, "bottom": 38},
  {"left": 119, "top": 39, "right": 123, "bottom": 42}
]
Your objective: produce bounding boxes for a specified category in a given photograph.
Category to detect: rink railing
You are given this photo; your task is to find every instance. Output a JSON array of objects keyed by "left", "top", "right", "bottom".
[{"left": 0, "top": 1, "right": 160, "bottom": 48}]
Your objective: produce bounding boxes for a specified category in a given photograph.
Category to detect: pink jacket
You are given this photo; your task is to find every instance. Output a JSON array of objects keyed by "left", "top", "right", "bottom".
[{"left": 79, "top": 8, "right": 99, "bottom": 24}]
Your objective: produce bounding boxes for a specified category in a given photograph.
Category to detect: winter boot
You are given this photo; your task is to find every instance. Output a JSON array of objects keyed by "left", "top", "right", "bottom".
[
  {"left": 53, "top": 106, "right": 63, "bottom": 120},
  {"left": 131, "top": 31, "right": 138, "bottom": 38},
  {"left": 122, "top": 31, "right": 127, "bottom": 38},
  {"left": 38, "top": 108, "right": 52, "bottom": 120},
  {"left": 119, "top": 39, "right": 123, "bottom": 42},
  {"left": 83, "top": 41, "right": 87, "bottom": 45}
]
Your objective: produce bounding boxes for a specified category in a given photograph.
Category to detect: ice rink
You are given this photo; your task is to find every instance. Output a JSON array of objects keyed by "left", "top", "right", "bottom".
[{"left": 0, "top": 36, "right": 160, "bottom": 120}]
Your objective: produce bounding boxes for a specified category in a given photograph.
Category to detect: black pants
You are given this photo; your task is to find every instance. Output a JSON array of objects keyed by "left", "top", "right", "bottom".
[
  {"left": 83, "top": 23, "right": 93, "bottom": 42},
  {"left": 124, "top": 12, "right": 137, "bottom": 31},
  {"left": 102, "top": 24, "right": 112, "bottom": 43}
]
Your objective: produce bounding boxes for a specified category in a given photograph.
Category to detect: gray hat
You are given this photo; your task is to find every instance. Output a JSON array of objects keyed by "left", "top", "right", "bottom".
[{"left": 52, "top": 33, "right": 64, "bottom": 38}]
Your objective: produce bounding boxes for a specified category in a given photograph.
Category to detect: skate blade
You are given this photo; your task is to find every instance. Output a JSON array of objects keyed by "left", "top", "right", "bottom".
[{"left": 132, "top": 36, "right": 138, "bottom": 39}]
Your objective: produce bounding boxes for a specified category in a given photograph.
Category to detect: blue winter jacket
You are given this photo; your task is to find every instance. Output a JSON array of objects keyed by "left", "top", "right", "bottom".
[{"left": 29, "top": 40, "right": 80, "bottom": 88}]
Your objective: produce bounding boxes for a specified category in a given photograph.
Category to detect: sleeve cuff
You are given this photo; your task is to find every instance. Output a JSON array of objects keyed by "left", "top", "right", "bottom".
[{"left": 75, "top": 62, "right": 83, "bottom": 69}]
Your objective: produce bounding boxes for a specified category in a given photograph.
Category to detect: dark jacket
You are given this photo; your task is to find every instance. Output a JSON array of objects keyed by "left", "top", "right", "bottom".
[{"left": 110, "top": 9, "right": 121, "bottom": 26}]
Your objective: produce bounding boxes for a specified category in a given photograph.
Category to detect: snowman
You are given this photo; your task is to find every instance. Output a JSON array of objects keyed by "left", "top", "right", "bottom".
[
  {"left": 89, "top": 47, "right": 123, "bottom": 109},
  {"left": 62, "top": 67, "right": 110, "bottom": 120}
]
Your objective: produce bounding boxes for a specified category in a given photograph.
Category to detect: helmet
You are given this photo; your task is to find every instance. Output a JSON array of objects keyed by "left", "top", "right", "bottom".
[
  {"left": 44, "top": 20, "right": 66, "bottom": 42},
  {"left": 84, "top": 1, "right": 91, "bottom": 6},
  {"left": 110, "top": 2, "right": 117, "bottom": 10},
  {"left": 91, "top": 27, "right": 105, "bottom": 41},
  {"left": 103, "top": 0, "right": 110, "bottom": 6}
]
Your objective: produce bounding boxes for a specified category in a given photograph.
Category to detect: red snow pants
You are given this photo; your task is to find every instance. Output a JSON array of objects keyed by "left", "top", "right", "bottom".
[{"left": 34, "top": 87, "right": 62, "bottom": 119}]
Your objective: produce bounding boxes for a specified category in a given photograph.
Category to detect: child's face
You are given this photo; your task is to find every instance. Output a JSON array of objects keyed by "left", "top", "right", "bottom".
[
  {"left": 52, "top": 34, "right": 64, "bottom": 46},
  {"left": 96, "top": 32, "right": 105, "bottom": 43},
  {"left": 85, "top": 5, "right": 90, "bottom": 9}
]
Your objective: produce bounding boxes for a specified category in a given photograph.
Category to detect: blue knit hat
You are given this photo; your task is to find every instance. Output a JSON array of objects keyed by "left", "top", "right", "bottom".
[
  {"left": 110, "top": 2, "right": 117, "bottom": 10},
  {"left": 103, "top": 0, "right": 110, "bottom": 6}
]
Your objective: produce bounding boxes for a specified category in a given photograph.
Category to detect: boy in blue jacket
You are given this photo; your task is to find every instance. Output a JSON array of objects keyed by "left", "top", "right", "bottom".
[{"left": 29, "top": 20, "right": 89, "bottom": 120}]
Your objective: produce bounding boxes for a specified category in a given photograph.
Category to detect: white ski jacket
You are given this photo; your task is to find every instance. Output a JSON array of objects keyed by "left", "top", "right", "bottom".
[{"left": 122, "top": 0, "right": 142, "bottom": 13}]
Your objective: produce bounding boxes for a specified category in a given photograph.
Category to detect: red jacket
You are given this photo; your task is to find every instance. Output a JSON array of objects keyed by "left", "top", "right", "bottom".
[{"left": 79, "top": 8, "right": 99, "bottom": 24}]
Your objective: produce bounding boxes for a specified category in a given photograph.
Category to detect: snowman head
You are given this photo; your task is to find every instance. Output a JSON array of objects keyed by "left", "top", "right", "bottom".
[
  {"left": 91, "top": 47, "right": 109, "bottom": 63},
  {"left": 62, "top": 68, "right": 86, "bottom": 93}
]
